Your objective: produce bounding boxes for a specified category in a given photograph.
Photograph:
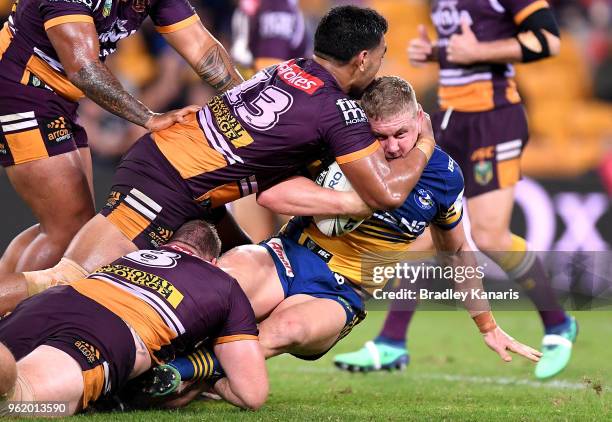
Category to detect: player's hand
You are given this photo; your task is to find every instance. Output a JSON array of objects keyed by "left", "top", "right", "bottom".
[
  {"left": 145, "top": 105, "right": 202, "bottom": 132},
  {"left": 407, "top": 25, "right": 435, "bottom": 67},
  {"left": 342, "top": 191, "right": 373, "bottom": 218},
  {"left": 447, "top": 19, "right": 481, "bottom": 65},
  {"left": 483, "top": 326, "right": 543, "bottom": 363}
]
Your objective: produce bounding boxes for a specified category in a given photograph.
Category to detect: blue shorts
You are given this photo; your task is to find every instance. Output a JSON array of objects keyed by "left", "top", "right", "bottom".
[{"left": 261, "top": 235, "right": 365, "bottom": 357}]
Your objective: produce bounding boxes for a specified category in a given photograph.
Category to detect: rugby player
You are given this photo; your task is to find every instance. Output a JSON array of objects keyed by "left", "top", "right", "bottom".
[
  {"left": 0, "top": 0, "right": 242, "bottom": 275},
  {"left": 0, "top": 6, "right": 436, "bottom": 314},
  {"left": 231, "top": 0, "right": 312, "bottom": 242},
  {"left": 147, "top": 77, "right": 542, "bottom": 398},
  {"left": 335, "top": 0, "right": 577, "bottom": 380},
  {"left": 0, "top": 220, "right": 267, "bottom": 415}
]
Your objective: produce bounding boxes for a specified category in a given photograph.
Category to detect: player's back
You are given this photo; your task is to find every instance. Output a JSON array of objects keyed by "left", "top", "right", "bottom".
[
  {"left": 71, "top": 244, "right": 258, "bottom": 362},
  {"left": 152, "top": 58, "right": 377, "bottom": 209}
]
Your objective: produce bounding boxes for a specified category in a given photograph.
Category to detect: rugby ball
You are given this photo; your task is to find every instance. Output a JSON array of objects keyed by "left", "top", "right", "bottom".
[{"left": 313, "top": 162, "right": 365, "bottom": 237}]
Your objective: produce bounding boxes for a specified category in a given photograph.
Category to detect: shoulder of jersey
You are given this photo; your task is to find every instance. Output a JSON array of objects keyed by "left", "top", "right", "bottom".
[
  {"left": 423, "top": 147, "right": 463, "bottom": 189},
  {"left": 275, "top": 59, "right": 337, "bottom": 97}
]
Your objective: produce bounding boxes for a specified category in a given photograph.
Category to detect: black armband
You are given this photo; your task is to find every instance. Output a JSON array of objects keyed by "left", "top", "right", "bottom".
[{"left": 516, "top": 8, "right": 560, "bottom": 63}]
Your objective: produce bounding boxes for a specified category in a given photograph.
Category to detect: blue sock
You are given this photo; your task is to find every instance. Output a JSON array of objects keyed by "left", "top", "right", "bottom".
[
  {"left": 544, "top": 314, "right": 571, "bottom": 335},
  {"left": 167, "top": 356, "right": 196, "bottom": 380},
  {"left": 374, "top": 335, "right": 406, "bottom": 350}
]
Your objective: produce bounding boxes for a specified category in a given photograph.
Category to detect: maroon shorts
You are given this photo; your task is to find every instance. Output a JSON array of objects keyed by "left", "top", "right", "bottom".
[
  {"left": 0, "top": 80, "right": 88, "bottom": 167},
  {"left": 99, "top": 134, "right": 205, "bottom": 249},
  {"left": 0, "top": 285, "right": 135, "bottom": 407},
  {"left": 433, "top": 104, "right": 529, "bottom": 198}
]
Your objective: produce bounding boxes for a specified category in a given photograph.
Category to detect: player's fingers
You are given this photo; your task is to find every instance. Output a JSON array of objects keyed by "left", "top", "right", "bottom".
[
  {"left": 507, "top": 341, "right": 540, "bottom": 362},
  {"left": 418, "top": 24, "right": 429, "bottom": 41},
  {"left": 497, "top": 346, "right": 513, "bottom": 362}
]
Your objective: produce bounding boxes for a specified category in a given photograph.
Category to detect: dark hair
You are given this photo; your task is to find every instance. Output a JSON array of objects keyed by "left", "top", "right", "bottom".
[
  {"left": 361, "top": 76, "right": 418, "bottom": 121},
  {"left": 314, "top": 6, "right": 388, "bottom": 63},
  {"left": 170, "top": 220, "right": 221, "bottom": 261}
]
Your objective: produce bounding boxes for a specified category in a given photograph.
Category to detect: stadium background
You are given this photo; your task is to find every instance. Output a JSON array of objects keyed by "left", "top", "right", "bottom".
[{"left": 0, "top": 1, "right": 610, "bottom": 419}]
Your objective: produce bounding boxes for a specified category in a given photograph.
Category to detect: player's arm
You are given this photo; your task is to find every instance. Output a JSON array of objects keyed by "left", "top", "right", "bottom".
[
  {"left": 447, "top": 5, "right": 560, "bottom": 65},
  {"left": 212, "top": 339, "right": 268, "bottom": 410},
  {"left": 256, "top": 176, "right": 372, "bottom": 217},
  {"left": 46, "top": 22, "right": 199, "bottom": 131},
  {"left": 430, "top": 222, "right": 542, "bottom": 362},
  {"left": 339, "top": 114, "right": 436, "bottom": 210},
  {"left": 162, "top": 20, "right": 244, "bottom": 92}
]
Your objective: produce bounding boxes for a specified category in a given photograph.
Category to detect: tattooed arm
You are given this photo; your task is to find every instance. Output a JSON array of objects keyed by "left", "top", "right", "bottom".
[
  {"left": 162, "top": 20, "right": 244, "bottom": 92},
  {"left": 47, "top": 22, "right": 199, "bottom": 131}
]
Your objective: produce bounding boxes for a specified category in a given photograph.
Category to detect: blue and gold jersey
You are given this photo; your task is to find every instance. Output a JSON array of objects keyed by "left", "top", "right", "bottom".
[{"left": 285, "top": 148, "right": 464, "bottom": 293}]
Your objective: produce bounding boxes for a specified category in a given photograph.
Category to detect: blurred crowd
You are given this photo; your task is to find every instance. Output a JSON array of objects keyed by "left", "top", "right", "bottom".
[{"left": 0, "top": 0, "right": 610, "bottom": 177}]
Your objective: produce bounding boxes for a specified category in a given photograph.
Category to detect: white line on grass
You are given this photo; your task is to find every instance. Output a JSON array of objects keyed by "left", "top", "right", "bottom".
[{"left": 288, "top": 366, "right": 607, "bottom": 391}]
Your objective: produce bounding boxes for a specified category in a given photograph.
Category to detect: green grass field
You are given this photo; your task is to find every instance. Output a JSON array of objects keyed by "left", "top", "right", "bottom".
[{"left": 24, "top": 311, "right": 612, "bottom": 421}]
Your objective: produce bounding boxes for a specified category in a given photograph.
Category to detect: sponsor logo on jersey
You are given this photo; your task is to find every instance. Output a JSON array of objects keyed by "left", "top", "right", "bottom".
[
  {"left": 74, "top": 340, "right": 100, "bottom": 364},
  {"left": 266, "top": 238, "right": 294, "bottom": 277},
  {"left": 259, "top": 12, "right": 296, "bottom": 40},
  {"left": 43, "top": 116, "right": 73, "bottom": 144},
  {"left": 277, "top": 60, "right": 323, "bottom": 95},
  {"left": 474, "top": 160, "right": 493, "bottom": 185},
  {"left": 102, "top": 0, "right": 112, "bottom": 17},
  {"left": 0, "top": 142, "right": 6, "bottom": 154},
  {"left": 98, "top": 264, "right": 185, "bottom": 308},
  {"left": 304, "top": 238, "right": 333, "bottom": 263},
  {"left": 336, "top": 98, "right": 368, "bottom": 126},
  {"left": 471, "top": 146, "right": 495, "bottom": 162},
  {"left": 431, "top": 0, "right": 472, "bottom": 37},
  {"left": 49, "top": 0, "right": 93, "bottom": 9},
  {"left": 208, "top": 96, "right": 254, "bottom": 148},
  {"left": 98, "top": 19, "right": 136, "bottom": 57},
  {"left": 414, "top": 188, "right": 435, "bottom": 210}
]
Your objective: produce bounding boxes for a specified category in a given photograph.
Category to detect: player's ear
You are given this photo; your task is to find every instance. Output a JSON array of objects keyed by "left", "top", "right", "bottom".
[
  {"left": 210, "top": 257, "right": 218, "bottom": 266},
  {"left": 355, "top": 50, "right": 368, "bottom": 72},
  {"left": 416, "top": 105, "right": 424, "bottom": 132}
]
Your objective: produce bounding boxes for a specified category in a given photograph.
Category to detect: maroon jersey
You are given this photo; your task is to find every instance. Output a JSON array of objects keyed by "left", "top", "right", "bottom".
[
  {"left": 0, "top": 0, "right": 197, "bottom": 101},
  {"left": 71, "top": 244, "right": 258, "bottom": 362},
  {"left": 232, "top": 0, "right": 310, "bottom": 68},
  {"left": 152, "top": 58, "right": 380, "bottom": 209},
  {"left": 431, "top": 0, "right": 551, "bottom": 111}
]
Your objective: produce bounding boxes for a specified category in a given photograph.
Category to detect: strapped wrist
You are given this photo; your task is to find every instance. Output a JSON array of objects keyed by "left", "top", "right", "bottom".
[{"left": 473, "top": 311, "right": 497, "bottom": 334}]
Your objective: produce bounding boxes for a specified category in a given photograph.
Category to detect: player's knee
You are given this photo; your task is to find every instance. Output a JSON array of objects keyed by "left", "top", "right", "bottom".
[
  {"left": 0, "top": 343, "right": 17, "bottom": 397},
  {"left": 238, "top": 385, "right": 268, "bottom": 411},
  {"left": 262, "top": 315, "right": 311, "bottom": 349},
  {"left": 470, "top": 226, "right": 512, "bottom": 252}
]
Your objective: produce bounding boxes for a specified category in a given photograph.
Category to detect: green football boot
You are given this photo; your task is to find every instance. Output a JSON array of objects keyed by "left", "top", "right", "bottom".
[
  {"left": 334, "top": 341, "right": 409, "bottom": 372},
  {"left": 535, "top": 316, "right": 578, "bottom": 380}
]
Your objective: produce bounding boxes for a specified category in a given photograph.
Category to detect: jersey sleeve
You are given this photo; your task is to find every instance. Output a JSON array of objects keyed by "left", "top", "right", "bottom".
[
  {"left": 500, "top": 0, "right": 551, "bottom": 24},
  {"left": 39, "top": 0, "right": 94, "bottom": 31},
  {"left": 432, "top": 159, "right": 464, "bottom": 230},
  {"left": 214, "top": 280, "right": 259, "bottom": 344},
  {"left": 151, "top": 0, "right": 199, "bottom": 34},
  {"left": 320, "top": 96, "right": 380, "bottom": 165}
]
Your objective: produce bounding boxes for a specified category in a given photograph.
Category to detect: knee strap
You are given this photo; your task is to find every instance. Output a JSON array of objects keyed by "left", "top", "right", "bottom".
[{"left": 23, "top": 257, "right": 88, "bottom": 297}]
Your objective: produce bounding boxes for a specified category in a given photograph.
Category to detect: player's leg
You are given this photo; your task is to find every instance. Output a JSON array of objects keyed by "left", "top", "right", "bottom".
[
  {"left": 259, "top": 294, "right": 347, "bottom": 358},
  {"left": 9, "top": 346, "right": 85, "bottom": 415},
  {"left": 2, "top": 150, "right": 95, "bottom": 272},
  {"left": 467, "top": 189, "right": 576, "bottom": 379},
  {"left": 0, "top": 342, "right": 17, "bottom": 398},
  {"left": 232, "top": 195, "right": 278, "bottom": 243},
  {"left": 334, "top": 229, "right": 435, "bottom": 372},
  {"left": 0, "top": 226, "right": 39, "bottom": 276}
]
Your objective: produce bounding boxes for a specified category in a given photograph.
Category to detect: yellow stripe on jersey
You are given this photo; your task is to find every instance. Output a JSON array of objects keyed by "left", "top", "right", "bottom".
[
  {"left": 336, "top": 141, "right": 380, "bottom": 165},
  {"left": 24, "top": 55, "right": 85, "bottom": 101},
  {"left": 0, "top": 23, "right": 13, "bottom": 61},
  {"left": 155, "top": 14, "right": 200, "bottom": 34},
  {"left": 214, "top": 334, "right": 259, "bottom": 344},
  {"left": 152, "top": 114, "right": 228, "bottom": 179},
  {"left": 5, "top": 127, "right": 49, "bottom": 165},
  {"left": 43, "top": 14, "right": 94, "bottom": 30},
  {"left": 514, "top": 0, "right": 549, "bottom": 25},
  {"left": 71, "top": 278, "right": 175, "bottom": 363},
  {"left": 195, "top": 182, "right": 241, "bottom": 209}
]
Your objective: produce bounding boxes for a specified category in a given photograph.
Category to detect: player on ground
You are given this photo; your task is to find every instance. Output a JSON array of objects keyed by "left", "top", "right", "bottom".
[
  {"left": 0, "top": 0, "right": 242, "bottom": 275},
  {"left": 0, "top": 6, "right": 436, "bottom": 314},
  {"left": 146, "top": 77, "right": 542, "bottom": 398},
  {"left": 334, "top": 0, "right": 576, "bottom": 380},
  {"left": 231, "top": 0, "right": 312, "bottom": 242},
  {"left": 0, "top": 221, "right": 267, "bottom": 415}
]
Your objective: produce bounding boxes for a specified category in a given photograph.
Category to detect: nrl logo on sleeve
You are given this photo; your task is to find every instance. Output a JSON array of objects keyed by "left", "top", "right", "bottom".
[
  {"left": 277, "top": 60, "right": 324, "bottom": 95},
  {"left": 336, "top": 98, "right": 368, "bottom": 126}
]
